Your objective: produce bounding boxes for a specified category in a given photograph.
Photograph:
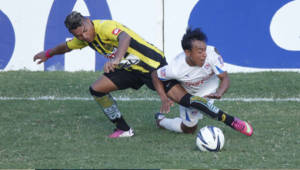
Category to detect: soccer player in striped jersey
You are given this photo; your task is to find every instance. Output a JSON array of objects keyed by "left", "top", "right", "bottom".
[
  {"left": 34, "top": 11, "right": 180, "bottom": 138},
  {"left": 152, "top": 28, "right": 253, "bottom": 136}
]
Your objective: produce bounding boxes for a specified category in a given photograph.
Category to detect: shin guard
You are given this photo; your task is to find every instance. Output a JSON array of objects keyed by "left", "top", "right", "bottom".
[
  {"left": 180, "top": 94, "right": 220, "bottom": 119},
  {"left": 190, "top": 96, "right": 233, "bottom": 124},
  {"left": 94, "top": 94, "right": 121, "bottom": 121},
  {"left": 190, "top": 96, "right": 220, "bottom": 117},
  {"left": 89, "top": 87, "right": 121, "bottom": 121}
]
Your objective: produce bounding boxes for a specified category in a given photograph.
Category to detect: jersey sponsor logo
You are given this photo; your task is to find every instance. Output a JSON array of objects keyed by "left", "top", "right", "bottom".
[
  {"left": 112, "top": 28, "right": 121, "bottom": 35},
  {"left": 189, "top": 0, "right": 300, "bottom": 68},
  {"left": 183, "top": 73, "right": 214, "bottom": 87},
  {"left": 183, "top": 80, "right": 204, "bottom": 87}
]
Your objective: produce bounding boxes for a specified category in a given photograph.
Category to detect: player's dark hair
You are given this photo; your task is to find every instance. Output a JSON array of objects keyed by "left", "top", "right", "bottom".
[
  {"left": 181, "top": 28, "right": 207, "bottom": 50},
  {"left": 64, "top": 11, "right": 85, "bottom": 31}
]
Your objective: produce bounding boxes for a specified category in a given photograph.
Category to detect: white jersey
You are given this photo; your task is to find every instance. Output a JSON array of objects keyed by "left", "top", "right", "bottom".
[{"left": 157, "top": 45, "right": 226, "bottom": 97}]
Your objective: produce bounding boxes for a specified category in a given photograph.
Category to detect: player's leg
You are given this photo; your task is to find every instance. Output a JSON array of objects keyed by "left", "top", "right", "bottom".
[
  {"left": 89, "top": 70, "right": 142, "bottom": 138},
  {"left": 155, "top": 106, "right": 202, "bottom": 133},
  {"left": 180, "top": 105, "right": 204, "bottom": 133},
  {"left": 155, "top": 112, "right": 183, "bottom": 133},
  {"left": 180, "top": 93, "right": 253, "bottom": 136},
  {"left": 154, "top": 83, "right": 193, "bottom": 133},
  {"left": 166, "top": 85, "right": 253, "bottom": 136}
]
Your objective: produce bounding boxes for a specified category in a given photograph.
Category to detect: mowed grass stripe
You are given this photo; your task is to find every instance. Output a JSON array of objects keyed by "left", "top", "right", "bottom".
[{"left": 1, "top": 96, "right": 300, "bottom": 102}]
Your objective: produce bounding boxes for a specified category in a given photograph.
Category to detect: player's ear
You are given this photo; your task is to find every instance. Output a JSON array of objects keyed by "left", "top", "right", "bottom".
[
  {"left": 184, "top": 49, "right": 191, "bottom": 57},
  {"left": 86, "top": 18, "right": 94, "bottom": 31},
  {"left": 86, "top": 18, "right": 92, "bottom": 25}
]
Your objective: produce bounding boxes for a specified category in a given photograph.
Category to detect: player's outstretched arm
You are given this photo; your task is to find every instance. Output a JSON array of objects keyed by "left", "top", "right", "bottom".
[
  {"left": 151, "top": 70, "right": 173, "bottom": 113},
  {"left": 33, "top": 42, "right": 72, "bottom": 64},
  {"left": 103, "top": 32, "right": 131, "bottom": 73},
  {"left": 205, "top": 71, "right": 230, "bottom": 99}
]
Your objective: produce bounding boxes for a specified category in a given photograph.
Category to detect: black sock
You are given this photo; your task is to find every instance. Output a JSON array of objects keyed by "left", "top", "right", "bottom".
[
  {"left": 217, "top": 110, "right": 234, "bottom": 126},
  {"left": 179, "top": 93, "right": 193, "bottom": 107},
  {"left": 113, "top": 116, "right": 130, "bottom": 131},
  {"left": 180, "top": 93, "right": 235, "bottom": 126}
]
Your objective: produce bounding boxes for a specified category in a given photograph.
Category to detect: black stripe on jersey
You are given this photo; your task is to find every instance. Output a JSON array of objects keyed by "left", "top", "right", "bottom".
[
  {"left": 158, "top": 57, "right": 167, "bottom": 68},
  {"left": 88, "top": 42, "right": 96, "bottom": 50},
  {"left": 138, "top": 60, "right": 157, "bottom": 72},
  {"left": 96, "top": 34, "right": 106, "bottom": 47},
  {"left": 129, "top": 38, "right": 164, "bottom": 65},
  {"left": 95, "top": 34, "right": 108, "bottom": 55},
  {"left": 89, "top": 41, "right": 106, "bottom": 55}
]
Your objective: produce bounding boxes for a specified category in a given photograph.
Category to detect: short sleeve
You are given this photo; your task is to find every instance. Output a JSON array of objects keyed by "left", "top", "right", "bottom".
[
  {"left": 156, "top": 64, "right": 177, "bottom": 81},
  {"left": 210, "top": 47, "right": 227, "bottom": 75},
  {"left": 66, "top": 37, "right": 88, "bottom": 50},
  {"left": 99, "top": 20, "right": 123, "bottom": 42}
]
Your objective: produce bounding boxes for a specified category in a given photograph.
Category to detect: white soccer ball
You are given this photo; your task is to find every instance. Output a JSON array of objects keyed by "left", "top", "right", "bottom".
[{"left": 196, "top": 126, "right": 225, "bottom": 152}]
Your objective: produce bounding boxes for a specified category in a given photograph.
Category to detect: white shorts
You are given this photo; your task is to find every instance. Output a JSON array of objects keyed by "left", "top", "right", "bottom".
[{"left": 179, "top": 99, "right": 214, "bottom": 127}]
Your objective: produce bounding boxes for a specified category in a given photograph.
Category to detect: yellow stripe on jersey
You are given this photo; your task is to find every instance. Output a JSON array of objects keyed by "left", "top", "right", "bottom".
[
  {"left": 125, "top": 65, "right": 149, "bottom": 73},
  {"left": 127, "top": 44, "right": 161, "bottom": 69},
  {"left": 66, "top": 19, "right": 165, "bottom": 73}
]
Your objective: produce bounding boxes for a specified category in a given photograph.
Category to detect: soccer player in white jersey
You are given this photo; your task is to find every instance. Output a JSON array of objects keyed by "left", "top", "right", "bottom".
[{"left": 152, "top": 28, "right": 253, "bottom": 136}]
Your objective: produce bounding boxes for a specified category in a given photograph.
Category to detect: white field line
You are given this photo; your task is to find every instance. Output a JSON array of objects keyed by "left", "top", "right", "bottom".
[{"left": 0, "top": 96, "right": 300, "bottom": 102}]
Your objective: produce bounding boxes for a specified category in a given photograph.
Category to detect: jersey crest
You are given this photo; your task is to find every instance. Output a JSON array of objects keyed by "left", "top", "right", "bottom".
[{"left": 112, "top": 28, "right": 121, "bottom": 35}]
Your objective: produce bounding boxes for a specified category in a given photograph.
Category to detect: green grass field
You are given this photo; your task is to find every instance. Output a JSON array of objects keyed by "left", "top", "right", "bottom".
[{"left": 0, "top": 71, "right": 299, "bottom": 168}]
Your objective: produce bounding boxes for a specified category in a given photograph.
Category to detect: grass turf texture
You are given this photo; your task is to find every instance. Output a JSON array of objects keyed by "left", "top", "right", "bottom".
[{"left": 0, "top": 71, "right": 299, "bottom": 168}]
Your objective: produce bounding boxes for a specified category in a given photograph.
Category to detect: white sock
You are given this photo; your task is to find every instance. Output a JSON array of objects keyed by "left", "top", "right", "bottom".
[{"left": 159, "top": 117, "right": 183, "bottom": 133}]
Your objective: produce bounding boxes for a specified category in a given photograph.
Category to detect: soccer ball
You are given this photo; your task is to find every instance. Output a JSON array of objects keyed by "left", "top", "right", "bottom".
[{"left": 196, "top": 126, "right": 225, "bottom": 152}]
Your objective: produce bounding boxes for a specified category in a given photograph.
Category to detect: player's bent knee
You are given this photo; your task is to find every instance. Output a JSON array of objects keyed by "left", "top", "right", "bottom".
[
  {"left": 167, "top": 84, "right": 188, "bottom": 103},
  {"left": 89, "top": 86, "right": 106, "bottom": 97},
  {"left": 181, "top": 123, "right": 198, "bottom": 134}
]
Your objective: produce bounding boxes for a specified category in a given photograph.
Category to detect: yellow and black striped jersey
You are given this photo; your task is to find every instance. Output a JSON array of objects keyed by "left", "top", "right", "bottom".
[{"left": 66, "top": 20, "right": 166, "bottom": 73}]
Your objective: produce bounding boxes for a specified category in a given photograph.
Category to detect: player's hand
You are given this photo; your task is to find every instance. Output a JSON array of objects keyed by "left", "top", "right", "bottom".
[
  {"left": 104, "top": 57, "right": 121, "bottom": 73},
  {"left": 33, "top": 51, "right": 48, "bottom": 64},
  {"left": 160, "top": 98, "right": 174, "bottom": 113},
  {"left": 204, "top": 92, "right": 222, "bottom": 99}
]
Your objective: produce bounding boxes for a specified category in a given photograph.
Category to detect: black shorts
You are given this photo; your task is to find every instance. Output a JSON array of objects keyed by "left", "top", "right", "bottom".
[{"left": 104, "top": 69, "right": 179, "bottom": 93}]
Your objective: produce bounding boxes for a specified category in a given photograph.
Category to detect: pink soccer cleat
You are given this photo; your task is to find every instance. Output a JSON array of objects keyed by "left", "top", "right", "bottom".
[
  {"left": 231, "top": 117, "right": 253, "bottom": 136},
  {"left": 108, "top": 128, "right": 134, "bottom": 138}
]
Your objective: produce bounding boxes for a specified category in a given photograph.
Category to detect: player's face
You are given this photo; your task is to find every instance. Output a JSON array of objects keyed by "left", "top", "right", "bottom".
[
  {"left": 187, "top": 40, "right": 207, "bottom": 67},
  {"left": 70, "top": 19, "right": 95, "bottom": 43}
]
